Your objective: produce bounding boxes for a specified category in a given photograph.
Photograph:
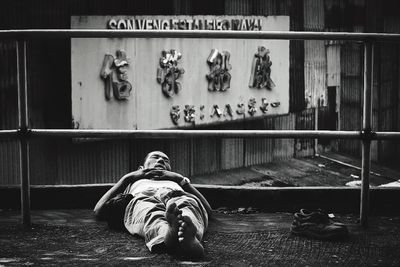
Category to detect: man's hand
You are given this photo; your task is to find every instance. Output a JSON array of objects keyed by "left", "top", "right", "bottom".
[
  {"left": 122, "top": 168, "right": 166, "bottom": 184},
  {"left": 150, "top": 170, "right": 184, "bottom": 184}
]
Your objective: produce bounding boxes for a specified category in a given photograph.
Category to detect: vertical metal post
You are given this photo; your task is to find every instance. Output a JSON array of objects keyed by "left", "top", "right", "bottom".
[
  {"left": 314, "top": 103, "right": 319, "bottom": 156},
  {"left": 16, "top": 39, "right": 31, "bottom": 226},
  {"left": 360, "top": 42, "right": 374, "bottom": 227}
]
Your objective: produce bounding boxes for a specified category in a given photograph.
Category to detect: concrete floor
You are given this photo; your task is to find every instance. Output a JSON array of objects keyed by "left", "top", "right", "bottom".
[
  {"left": 1, "top": 209, "right": 400, "bottom": 266},
  {"left": 1, "top": 152, "right": 400, "bottom": 266}
]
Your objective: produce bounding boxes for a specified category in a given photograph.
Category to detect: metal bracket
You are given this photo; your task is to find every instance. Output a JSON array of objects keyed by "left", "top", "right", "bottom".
[
  {"left": 361, "top": 127, "right": 376, "bottom": 141},
  {"left": 17, "top": 127, "right": 32, "bottom": 138}
]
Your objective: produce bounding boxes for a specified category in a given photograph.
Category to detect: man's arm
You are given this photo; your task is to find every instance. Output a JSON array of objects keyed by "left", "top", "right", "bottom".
[
  {"left": 153, "top": 170, "right": 213, "bottom": 217},
  {"left": 94, "top": 175, "right": 132, "bottom": 220},
  {"left": 181, "top": 182, "right": 213, "bottom": 218},
  {"left": 94, "top": 168, "right": 153, "bottom": 220}
]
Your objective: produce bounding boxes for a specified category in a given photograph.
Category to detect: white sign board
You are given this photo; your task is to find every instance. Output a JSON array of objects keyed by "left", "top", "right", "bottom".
[{"left": 71, "top": 15, "right": 290, "bottom": 129}]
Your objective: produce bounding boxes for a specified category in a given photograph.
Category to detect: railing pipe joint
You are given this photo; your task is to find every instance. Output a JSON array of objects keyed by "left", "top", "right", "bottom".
[
  {"left": 361, "top": 128, "right": 376, "bottom": 141},
  {"left": 17, "top": 127, "right": 31, "bottom": 139}
]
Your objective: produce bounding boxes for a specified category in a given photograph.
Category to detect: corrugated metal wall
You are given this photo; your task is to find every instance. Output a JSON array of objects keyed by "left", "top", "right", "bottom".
[
  {"left": 0, "top": 140, "right": 20, "bottom": 185},
  {"left": 326, "top": 44, "right": 341, "bottom": 87},
  {"left": 378, "top": 15, "right": 400, "bottom": 167},
  {"left": 304, "top": 41, "right": 327, "bottom": 108},
  {"left": 0, "top": 0, "right": 298, "bottom": 185},
  {"left": 1, "top": 0, "right": 400, "bottom": 185},
  {"left": 0, "top": 41, "right": 18, "bottom": 130},
  {"left": 0, "top": 39, "right": 20, "bottom": 185},
  {"left": 304, "top": 0, "right": 324, "bottom": 31},
  {"left": 303, "top": 0, "right": 327, "bottom": 114},
  {"left": 289, "top": 0, "right": 305, "bottom": 112},
  {"left": 294, "top": 108, "right": 315, "bottom": 158},
  {"left": 339, "top": 43, "right": 363, "bottom": 156},
  {"left": 221, "top": 0, "right": 297, "bottom": 171}
]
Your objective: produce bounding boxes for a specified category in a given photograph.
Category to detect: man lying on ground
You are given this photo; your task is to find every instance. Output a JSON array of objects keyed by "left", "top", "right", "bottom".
[{"left": 94, "top": 151, "right": 212, "bottom": 259}]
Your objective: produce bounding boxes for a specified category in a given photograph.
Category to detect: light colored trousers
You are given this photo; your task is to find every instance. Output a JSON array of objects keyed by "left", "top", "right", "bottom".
[{"left": 124, "top": 187, "right": 208, "bottom": 251}]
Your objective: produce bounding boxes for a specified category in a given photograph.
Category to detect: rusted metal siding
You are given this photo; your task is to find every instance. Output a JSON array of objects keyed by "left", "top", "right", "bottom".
[
  {"left": 339, "top": 43, "right": 363, "bottom": 156},
  {"left": 0, "top": 41, "right": 18, "bottom": 130},
  {"left": 225, "top": 0, "right": 252, "bottom": 15},
  {"left": 303, "top": 0, "right": 324, "bottom": 31},
  {"left": 192, "top": 138, "right": 220, "bottom": 175},
  {"left": 0, "top": 140, "right": 20, "bottom": 185},
  {"left": 303, "top": 0, "right": 326, "bottom": 109},
  {"left": 169, "top": 139, "right": 191, "bottom": 176},
  {"left": 244, "top": 118, "right": 273, "bottom": 167},
  {"left": 0, "top": 39, "right": 20, "bottom": 185},
  {"left": 325, "top": 0, "right": 365, "bottom": 32},
  {"left": 0, "top": 3, "right": 21, "bottom": 185},
  {"left": 378, "top": 17, "right": 400, "bottom": 166},
  {"left": 304, "top": 40, "right": 327, "bottom": 108},
  {"left": 377, "top": 43, "right": 399, "bottom": 164},
  {"left": 273, "top": 114, "right": 295, "bottom": 161},
  {"left": 220, "top": 122, "right": 244, "bottom": 170},
  {"left": 382, "top": 3, "right": 400, "bottom": 169},
  {"left": 55, "top": 140, "right": 130, "bottom": 185},
  {"left": 243, "top": 114, "right": 295, "bottom": 166},
  {"left": 294, "top": 108, "right": 315, "bottom": 158},
  {"left": 326, "top": 44, "right": 341, "bottom": 87},
  {"left": 2, "top": 0, "right": 399, "bottom": 186},
  {"left": 223, "top": 0, "right": 296, "bottom": 169},
  {"left": 220, "top": 138, "right": 244, "bottom": 170},
  {"left": 0, "top": 0, "right": 305, "bottom": 186},
  {"left": 289, "top": 0, "right": 305, "bottom": 112}
]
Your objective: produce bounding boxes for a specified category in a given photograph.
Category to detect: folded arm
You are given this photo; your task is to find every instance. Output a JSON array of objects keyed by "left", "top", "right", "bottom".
[
  {"left": 94, "top": 168, "right": 155, "bottom": 220},
  {"left": 153, "top": 170, "right": 213, "bottom": 218},
  {"left": 181, "top": 182, "right": 213, "bottom": 218}
]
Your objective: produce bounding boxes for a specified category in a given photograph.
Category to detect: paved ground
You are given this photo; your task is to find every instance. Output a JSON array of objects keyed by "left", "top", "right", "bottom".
[{"left": 1, "top": 209, "right": 400, "bottom": 266}]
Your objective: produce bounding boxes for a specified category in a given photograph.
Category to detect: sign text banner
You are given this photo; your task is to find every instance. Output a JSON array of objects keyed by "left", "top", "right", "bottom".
[{"left": 71, "top": 16, "right": 289, "bottom": 129}]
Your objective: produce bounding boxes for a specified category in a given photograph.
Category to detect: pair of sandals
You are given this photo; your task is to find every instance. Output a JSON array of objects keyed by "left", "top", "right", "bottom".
[{"left": 290, "top": 209, "right": 348, "bottom": 239}]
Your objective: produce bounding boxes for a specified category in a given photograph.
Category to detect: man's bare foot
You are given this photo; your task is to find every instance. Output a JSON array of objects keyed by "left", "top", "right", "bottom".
[
  {"left": 177, "top": 215, "right": 205, "bottom": 259},
  {"left": 164, "top": 202, "right": 182, "bottom": 251}
]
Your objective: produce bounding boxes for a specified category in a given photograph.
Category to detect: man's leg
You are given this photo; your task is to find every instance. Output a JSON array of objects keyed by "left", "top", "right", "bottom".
[
  {"left": 124, "top": 190, "right": 181, "bottom": 253},
  {"left": 167, "top": 194, "right": 209, "bottom": 258}
]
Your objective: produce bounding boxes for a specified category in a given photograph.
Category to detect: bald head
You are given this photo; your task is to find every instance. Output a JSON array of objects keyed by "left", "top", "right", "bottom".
[{"left": 143, "top": 151, "right": 171, "bottom": 171}]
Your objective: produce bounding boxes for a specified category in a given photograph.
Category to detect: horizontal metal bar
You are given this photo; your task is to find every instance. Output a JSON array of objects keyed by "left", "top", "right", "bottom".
[
  {"left": 374, "top": 132, "right": 400, "bottom": 140},
  {"left": 1, "top": 129, "right": 399, "bottom": 140},
  {"left": 30, "top": 129, "right": 361, "bottom": 139},
  {"left": 0, "top": 130, "right": 19, "bottom": 138},
  {"left": 1, "top": 29, "right": 400, "bottom": 42}
]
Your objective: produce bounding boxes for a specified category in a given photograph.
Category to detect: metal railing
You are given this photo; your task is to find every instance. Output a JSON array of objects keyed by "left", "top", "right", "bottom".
[{"left": 1, "top": 29, "right": 400, "bottom": 227}]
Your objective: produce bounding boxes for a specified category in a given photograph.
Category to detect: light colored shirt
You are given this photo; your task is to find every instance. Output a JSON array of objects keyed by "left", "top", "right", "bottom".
[{"left": 128, "top": 179, "right": 183, "bottom": 196}]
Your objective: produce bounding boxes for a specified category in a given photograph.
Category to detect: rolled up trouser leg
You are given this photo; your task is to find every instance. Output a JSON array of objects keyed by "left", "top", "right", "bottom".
[
  {"left": 124, "top": 188, "right": 170, "bottom": 251},
  {"left": 166, "top": 192, "right": 208, "bottom": 241},
  {"left": 124, "top": 188, "right": 208, "bottom": 251}
]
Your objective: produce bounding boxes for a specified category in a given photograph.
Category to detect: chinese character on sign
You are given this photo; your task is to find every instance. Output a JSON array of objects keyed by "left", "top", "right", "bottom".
[
  {"left": 170, "top": 105, "right": 181, "bottom": 125},
  {"left": 184, "top": 105, "right": 196, "bottom": 123},
  {"left": 249, "top": 46, "right": 275, "bottom": 90},
  {"left": 100, "top": 50, "right": 132, "bottom": 100},
  {"left": 260, "top": 98, "right": 269, "bottom": 113},
  {"left": 206, "top": 49, "right": 232, "bottom": 91},
  {"left": 210, "top": 105, "right": 222, "bottom": 117},
  {"left": 236, "top": 103, "right": 245, "bottom": 115},
  {"left": 248, "top": 98, "right": 257, "bottom": 116},
  {"left": 157, "top": 49, "right": 185, "bottom": 97}
]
